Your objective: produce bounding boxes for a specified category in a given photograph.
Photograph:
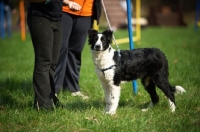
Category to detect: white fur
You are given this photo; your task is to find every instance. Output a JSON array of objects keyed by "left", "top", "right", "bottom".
[
  {"left": 168, "top": 99, "right": 176, "bottom": 112},
  {"left": 175, "top": 86, "right": 186, "bottom": 94},
  {"left": 94, "top": 34, "right": 104, "bottom": 51},
  {"left": 167, "top": 86, "right": 186, "bottom": 112},
  {"left": 91, "top": 46, "right": 121, "bottom": 115}
]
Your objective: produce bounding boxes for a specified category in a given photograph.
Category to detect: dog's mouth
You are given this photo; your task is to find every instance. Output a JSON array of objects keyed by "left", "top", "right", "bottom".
[
  {"left": 92, "top": 45, "right": 111, "bottom": 52},
  {"left": 93, "top": 45, "right": 103, "bottom": 51},
  {"left": 93, "top": 48, "right": 103, "bottom": 51}
]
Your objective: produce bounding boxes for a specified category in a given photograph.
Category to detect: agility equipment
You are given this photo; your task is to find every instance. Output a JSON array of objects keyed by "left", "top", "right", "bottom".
[
  {"left": 116, "top": 0, "right": 141, "bottom": 44},
  {"left": 126, "top": 0, "right": 137, "bottom": 94},
  {"left": 101, "top": 0, "right": 138, "bottom": 94},
  {"left": 19, "top": 0, "right": 26, "bottom": 41}
]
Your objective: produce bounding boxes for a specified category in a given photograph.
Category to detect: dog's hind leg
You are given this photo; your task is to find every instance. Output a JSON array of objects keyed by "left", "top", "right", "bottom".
[
  {"left": 153, "top": 75, "right": 176, "bottom": 112},
  {"left": 141, "top": 76, "right": 159, "bottom": 112}
]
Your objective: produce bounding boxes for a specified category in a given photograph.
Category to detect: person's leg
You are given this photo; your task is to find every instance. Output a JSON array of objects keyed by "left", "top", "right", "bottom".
[
  {"left": 63, "top": 16, "right": 92, "bottom": 92},
  {"left": 50, "top": 20, "right": 63, "bottom": 104},
  {"left": 27, "top": 12, "right": 56, "bottom": 110},
  {"left": 54, "top": 12, "right": 73, "bottom": 94}
]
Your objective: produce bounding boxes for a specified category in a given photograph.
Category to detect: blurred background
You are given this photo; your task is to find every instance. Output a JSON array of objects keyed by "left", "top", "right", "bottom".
[
  {"left": 0, "top": 0, "right": 198, "bottom": 39},
  {"left": 100, "top": 0, "right": 197, "bottom": 30}
]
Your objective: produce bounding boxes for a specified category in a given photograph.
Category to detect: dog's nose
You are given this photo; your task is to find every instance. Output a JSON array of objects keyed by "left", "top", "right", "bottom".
[{"left": 94, "top": 45, "right": 101, "bottom": 49}]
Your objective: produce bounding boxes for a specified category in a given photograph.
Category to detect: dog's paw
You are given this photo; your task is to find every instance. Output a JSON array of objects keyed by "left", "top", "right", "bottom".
[
  {"left": 141, "top": 101, "right": 154, "bottom": 112},
  {"left": 105, "top": 110, "right": 116, "bottom": 115},
  {"left": 105, "top": 104, "right": 111, "bottom": 112},
  {"left": 168, "top": 99, "right": 176, "bottom": 112},
  {"left": 141, "top": 108, "right": 149, "bottom": 112}
]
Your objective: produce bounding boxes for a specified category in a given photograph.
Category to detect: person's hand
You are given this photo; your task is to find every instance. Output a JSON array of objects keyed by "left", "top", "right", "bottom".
[{"left": 68, "top": 1, "right": 81, "bottom": 11}]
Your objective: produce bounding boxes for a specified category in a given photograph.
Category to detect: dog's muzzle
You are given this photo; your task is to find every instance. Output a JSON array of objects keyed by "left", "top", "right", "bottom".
[{"left": 94, "top": 44, "right": 102, "bottom": 51}]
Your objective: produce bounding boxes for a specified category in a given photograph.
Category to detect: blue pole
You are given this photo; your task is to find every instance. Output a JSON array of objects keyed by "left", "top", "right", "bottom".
[
  {"left": 0, "top": 0, "right": 5, "bottom": 38},
  {"left": 126, "top": 0, "right": 138, "bottom": 94}
]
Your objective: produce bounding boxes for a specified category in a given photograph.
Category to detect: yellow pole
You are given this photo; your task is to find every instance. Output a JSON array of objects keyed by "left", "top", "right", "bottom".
[
  {"left": 115, "top": 36, "right": 139, "bottom": 44},
  {"left": 198, "top": 21, "right": 200, "bottom": 26},
  {"left": 115, "top": 0, "right": 141, "bottom": 44},
  {"left": 135, "top": 0, "right": 141, "bottom": 41},
  {"left": 93, "top": 20, "right": 99, "bottom": 31},
  {"left": 20, "top": 0, "right": 26, "bottom": 41}
]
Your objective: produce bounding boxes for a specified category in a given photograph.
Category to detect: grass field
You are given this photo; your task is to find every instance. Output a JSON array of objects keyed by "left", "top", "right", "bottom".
[{"left": 0, "top": 25, "right": 200, "bottom": 132}]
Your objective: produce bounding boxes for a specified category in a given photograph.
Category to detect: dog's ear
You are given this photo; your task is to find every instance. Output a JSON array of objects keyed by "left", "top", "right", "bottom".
[
  {"left": 102, "top": 30, "right": 113, "bottom": 44},
  {"left": 88, "top": 29, "right": 98, "bottom": 37},
  {"left": 88, "top": 29, "right": 98, "bottom": 45}
]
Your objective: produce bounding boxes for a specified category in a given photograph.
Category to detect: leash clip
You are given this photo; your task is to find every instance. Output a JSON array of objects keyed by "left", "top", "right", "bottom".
[
  {"left": 117, "top": 49, "right": 121, "bottom": 57},
  {"left": 45, "top": 0, "right": 51, "bottom": 4}
]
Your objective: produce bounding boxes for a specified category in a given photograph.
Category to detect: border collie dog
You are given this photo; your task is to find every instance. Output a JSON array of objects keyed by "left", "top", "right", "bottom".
[{"left": 88, "top": 29, "right": 186, "bottom": 115}]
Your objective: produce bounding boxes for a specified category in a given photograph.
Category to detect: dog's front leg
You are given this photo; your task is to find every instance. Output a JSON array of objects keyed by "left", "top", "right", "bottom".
[
  {"left": 101, "top": 81, "right": 112, "bottom": 112},
  {"left": 104, "top": 87, "right": 112, "bottom": 112},
  {"left": 106, "top": 84, "right": 121, "bottom": 115}
]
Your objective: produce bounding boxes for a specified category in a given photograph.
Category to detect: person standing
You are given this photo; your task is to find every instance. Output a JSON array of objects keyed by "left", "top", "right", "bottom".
[
  {"left": 54, "top": 0, "right": 101, "bottom": 99},
  {"left": 26, "top": 0, "right": 81, "bottom": 110}
]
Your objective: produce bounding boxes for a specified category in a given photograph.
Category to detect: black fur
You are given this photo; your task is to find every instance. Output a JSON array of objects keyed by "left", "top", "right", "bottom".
[{"left": 113, "top": 48, "right": 175, "bottom": 104}]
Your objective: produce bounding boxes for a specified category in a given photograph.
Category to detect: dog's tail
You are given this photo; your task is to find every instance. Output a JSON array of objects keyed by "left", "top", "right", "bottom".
[{"left": 174, "top": 86, "right": 186, "bottom": 94}]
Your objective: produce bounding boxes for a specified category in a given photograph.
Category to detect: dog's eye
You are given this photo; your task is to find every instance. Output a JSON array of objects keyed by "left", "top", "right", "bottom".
[{"left": 101, "top": 38, "right": 105, "bottom": 42}]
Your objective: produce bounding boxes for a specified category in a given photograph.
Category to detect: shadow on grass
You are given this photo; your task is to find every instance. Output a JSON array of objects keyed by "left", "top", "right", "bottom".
[
  {"left": 0, "top": 77, "right": 33, "bottom": 109},
  {"left": 119, "top": 98, "right": 151, "bottom": 111},
  {"left": 59, "top": 98, "right": 105, "bottom": 112},
  {"left": 0, "top": 77, "right": 105, "bottom": 112},
  {"left": 0, "top": 77, "right": 151, "bottom": 112},
  {"left": 59, "top": 94, "right": 152, "bottom": 113}
]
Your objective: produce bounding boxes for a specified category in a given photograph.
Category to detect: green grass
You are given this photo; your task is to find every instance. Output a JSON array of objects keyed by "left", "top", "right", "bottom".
[{"left": 0, "top": 25, "right": 200, "bottom": 132}]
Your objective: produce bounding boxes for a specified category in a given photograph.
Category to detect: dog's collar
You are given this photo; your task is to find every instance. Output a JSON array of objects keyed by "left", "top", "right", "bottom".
[{"left": 101, "top": 65, "right": 117, "bottom": 75}]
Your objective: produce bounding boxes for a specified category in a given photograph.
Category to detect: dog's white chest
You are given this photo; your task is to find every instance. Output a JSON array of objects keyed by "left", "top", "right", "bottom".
[
  {"left": 92, "top": 49, "right": 115, "bottom": 68},
  {"left": 91, "top": 49, "right": 116, "bottom": 81}
]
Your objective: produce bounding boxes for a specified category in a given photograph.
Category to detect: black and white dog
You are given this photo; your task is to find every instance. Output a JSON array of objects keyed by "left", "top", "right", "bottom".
[{"left": 88, "top": 29, "right": 186, "bottom": 115}]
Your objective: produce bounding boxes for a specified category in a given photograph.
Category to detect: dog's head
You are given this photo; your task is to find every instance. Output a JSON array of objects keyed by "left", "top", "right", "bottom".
[{"left": 88, "top": 29, "right": 113, "bottom": 51}]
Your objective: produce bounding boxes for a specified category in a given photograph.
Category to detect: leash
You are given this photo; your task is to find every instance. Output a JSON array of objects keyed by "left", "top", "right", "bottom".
[{"left": 101, "top": 0, "right": 121, "bottom": 57}]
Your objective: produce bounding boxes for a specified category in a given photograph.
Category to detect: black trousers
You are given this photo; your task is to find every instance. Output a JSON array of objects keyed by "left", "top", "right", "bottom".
[
  {"left": 54, "top": 12, "right": 93, "bottom": 93},
  {"left": 27, "top": 12, "right": 62, "bottom": 109}
]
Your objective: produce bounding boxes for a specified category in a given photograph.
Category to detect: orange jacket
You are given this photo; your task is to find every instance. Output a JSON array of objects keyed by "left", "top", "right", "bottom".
[{"left": 63, "top": 0, "right": 94, "bottom": 16}]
